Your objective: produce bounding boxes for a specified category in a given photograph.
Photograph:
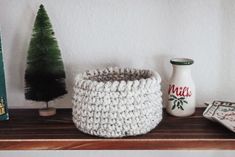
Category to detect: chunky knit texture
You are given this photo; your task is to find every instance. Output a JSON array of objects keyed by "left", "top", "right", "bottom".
[{"left": 72, "top": 67, "right": 163, "bottom": 138}]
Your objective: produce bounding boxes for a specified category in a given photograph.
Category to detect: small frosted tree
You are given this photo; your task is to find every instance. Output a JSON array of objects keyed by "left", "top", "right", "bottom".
[{"left": 25, "top": 4, "right": 67, "bottom": 115}]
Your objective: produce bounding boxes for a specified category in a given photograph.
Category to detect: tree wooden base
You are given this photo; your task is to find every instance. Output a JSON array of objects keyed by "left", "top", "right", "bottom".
[{"left": 39, "top": 108, "right": 56, "bottom": 117}]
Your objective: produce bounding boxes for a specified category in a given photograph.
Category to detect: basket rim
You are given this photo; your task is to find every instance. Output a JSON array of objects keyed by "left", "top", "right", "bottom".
[
  {"left": 76, "top": 67, "right": 161, "bottom": 82},
  {"left": 74, "top": 67, "right": 161, "bottom": 92}
]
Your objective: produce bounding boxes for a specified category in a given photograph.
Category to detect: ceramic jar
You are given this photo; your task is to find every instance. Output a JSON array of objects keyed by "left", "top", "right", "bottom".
[{"left": 167, "top": 58, "right": 195, "bottom": 117}]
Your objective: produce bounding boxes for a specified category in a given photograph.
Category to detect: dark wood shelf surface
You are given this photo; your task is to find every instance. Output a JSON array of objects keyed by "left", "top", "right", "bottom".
[{"left": 0, "top": 108, "right": 235, "bottom": 150}]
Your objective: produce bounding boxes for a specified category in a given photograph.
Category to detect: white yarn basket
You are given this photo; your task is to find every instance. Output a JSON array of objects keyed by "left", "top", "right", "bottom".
[{"left": 72, "top": 67, "right": 163, "bottom": 138}]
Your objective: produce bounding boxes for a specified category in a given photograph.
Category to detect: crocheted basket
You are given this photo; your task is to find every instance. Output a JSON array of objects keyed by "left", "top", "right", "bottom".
[{"left": 72, "top": 67, "right": 163, "bottom": 138}]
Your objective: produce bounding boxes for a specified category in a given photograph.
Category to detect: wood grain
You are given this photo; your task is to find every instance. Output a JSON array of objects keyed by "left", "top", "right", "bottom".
[{"left": 0, "top": 108, "right": 234, "bottom": 150}]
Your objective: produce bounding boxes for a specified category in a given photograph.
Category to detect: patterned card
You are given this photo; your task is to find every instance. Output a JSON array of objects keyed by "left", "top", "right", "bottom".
[
  {"left": 203, "top": 101, "right": 235, "bottom": 122},
  {"left": 203, "top": 101, "right": 235, "bottom": 133},
  {"left": 211, "top": 105, "right": 235, "bottom": 132}
]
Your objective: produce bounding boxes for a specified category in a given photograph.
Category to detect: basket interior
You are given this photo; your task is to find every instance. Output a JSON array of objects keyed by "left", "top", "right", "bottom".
[{"left": 86, "top": 69, "right": 152, "bottom": 82}]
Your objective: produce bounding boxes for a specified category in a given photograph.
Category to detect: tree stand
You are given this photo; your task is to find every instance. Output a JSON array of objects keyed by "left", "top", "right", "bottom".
[{"left": 39, "top": 102, "right": 56, "bottom": 117}]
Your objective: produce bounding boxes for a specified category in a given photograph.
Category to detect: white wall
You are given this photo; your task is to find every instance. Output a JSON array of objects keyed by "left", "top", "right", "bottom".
[
  {"left": 1, "top": 0, "right": 235, "bottom": 108},
  {"left": 1, "top": 1, "right": 235, "bottom": 156}
]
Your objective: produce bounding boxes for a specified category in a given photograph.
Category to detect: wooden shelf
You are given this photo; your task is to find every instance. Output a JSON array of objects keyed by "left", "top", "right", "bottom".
[{"left": 0, "top": 108, "right": 235, "bottom": 150}]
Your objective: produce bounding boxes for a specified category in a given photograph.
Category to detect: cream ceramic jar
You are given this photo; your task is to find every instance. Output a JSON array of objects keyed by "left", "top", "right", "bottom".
[{"left": 167, "top": 58, "right": 195, "bottom": 117}]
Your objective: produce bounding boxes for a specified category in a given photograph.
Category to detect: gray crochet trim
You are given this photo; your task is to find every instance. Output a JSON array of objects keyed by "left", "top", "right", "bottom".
[{"left": 72, "top": 67, "right": 163, "bottom": 138}]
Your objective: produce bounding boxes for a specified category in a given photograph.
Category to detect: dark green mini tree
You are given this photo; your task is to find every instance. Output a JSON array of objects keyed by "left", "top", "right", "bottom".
[{"left": 25, "top": 4, "right": 67, "bottom": 109}]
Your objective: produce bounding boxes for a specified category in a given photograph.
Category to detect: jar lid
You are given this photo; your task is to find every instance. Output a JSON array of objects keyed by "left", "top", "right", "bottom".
[{"left": 170, "top": 58, "right": 194, "bottom": 65}]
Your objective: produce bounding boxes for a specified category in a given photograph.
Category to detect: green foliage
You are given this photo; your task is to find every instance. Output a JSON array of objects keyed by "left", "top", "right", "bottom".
[
  {"left": 25, "top": 4, "right": 67, "bottom": 103},
  {"left": 169, "top": 95, "right": 187, "bottom": 110}
]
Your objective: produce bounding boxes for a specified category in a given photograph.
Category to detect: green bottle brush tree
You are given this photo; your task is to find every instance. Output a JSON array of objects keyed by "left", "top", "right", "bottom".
[{"left": 25, "top": 4, "right": 67, "bottom": 116}]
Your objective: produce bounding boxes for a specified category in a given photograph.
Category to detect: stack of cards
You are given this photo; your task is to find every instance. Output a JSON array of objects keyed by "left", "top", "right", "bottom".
[
  {"left": 203, "top": 101, "right": 235, "bottom": 133},
  {"left": 0, "top": 32, "right": 9, "bottom": 121}
]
